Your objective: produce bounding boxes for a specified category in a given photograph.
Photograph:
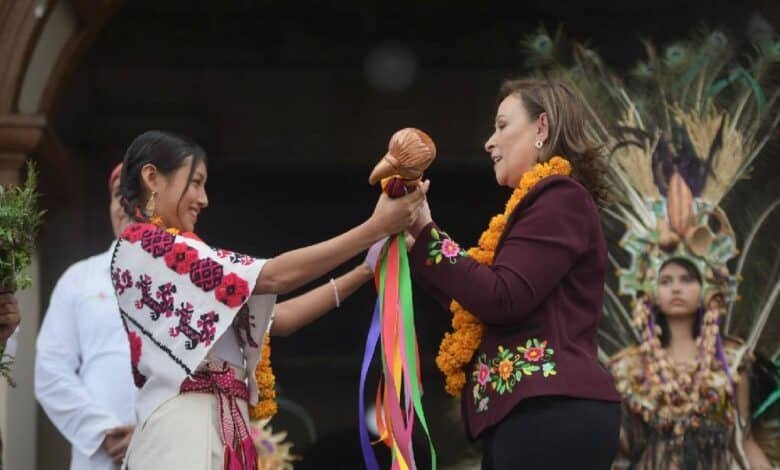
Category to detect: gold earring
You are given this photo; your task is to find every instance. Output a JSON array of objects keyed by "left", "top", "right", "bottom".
[
  {"left": 535, "top": 139, "right": 544, "bottom": 149},
  {"left": 145, "top": 191, "right": 157, "bottom": 218}
]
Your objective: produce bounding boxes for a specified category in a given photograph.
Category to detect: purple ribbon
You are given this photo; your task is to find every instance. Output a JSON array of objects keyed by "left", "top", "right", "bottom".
[{"left": 359, "top": 300, "right": 381, "bottom": 470}]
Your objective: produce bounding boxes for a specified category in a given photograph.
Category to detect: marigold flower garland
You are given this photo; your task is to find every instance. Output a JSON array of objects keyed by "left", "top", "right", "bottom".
[
  {"left": 149, "top": 216, "right": 277, "bottom": 418},
  {"left": 251, "top": 335, "right": 277, "bottom": 419},
  {"left": 436, "top": 156, "right": 572, "bottom": 396}
]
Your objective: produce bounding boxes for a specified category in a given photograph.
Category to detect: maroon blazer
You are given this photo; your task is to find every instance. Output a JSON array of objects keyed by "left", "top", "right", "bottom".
[{"left": 410, "top": 175, "right": 620, "bottom": 439}]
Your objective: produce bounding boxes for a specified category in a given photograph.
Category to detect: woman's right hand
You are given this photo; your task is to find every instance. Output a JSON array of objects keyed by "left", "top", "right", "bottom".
[{"left": 369, "top": 180, "right": 429, "bottom": 238}]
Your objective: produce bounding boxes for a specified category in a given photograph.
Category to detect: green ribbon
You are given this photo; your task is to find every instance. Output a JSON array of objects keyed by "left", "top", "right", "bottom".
[{"left": 397, "top": 235, "right": 437, "bottom": 469}]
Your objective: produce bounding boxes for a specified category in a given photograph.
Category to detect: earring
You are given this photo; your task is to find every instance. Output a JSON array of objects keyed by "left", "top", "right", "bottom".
[
  {"left": 534, "top": 139, "right": 544, "bottom": 149},
  {"left": 145, "top": 191, "right": 157, "bottom": 218}
]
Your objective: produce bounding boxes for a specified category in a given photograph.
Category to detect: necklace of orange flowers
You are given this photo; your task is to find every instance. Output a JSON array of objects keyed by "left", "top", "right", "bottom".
[
  {"left": 148, "top": 215, "right": 277, "bottom": 419},
  {"left": 435, "top": 156, "right": 572, "bottom": 396}
]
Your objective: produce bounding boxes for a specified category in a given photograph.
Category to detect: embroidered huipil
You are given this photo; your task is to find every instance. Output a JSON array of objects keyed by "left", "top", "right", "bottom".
[
  {"left": 410, "top": 176, "right": 621, "bottom": 439},
  {"left": 35, "top": 243, "right": 137, "bottom": 470},
  {"left": 110, "top": 224, "right": 275, "bottom": 435}
]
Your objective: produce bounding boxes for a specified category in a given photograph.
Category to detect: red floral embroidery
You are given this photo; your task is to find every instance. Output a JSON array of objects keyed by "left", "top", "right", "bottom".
[
  {"left": 164, "top": 243, "right": 200, "bottom": 274},
  {"left": 471, "top": 338, "right": 557, "bottom": 413},
  {"left": 122, "top": 223, "right": 155, "bottom": 243},
  {"left": 523, "top": 346, "right": 546, "bottom": 363},
  {"left": 129, "top": 331, "right": 142, "bottom": 365},
  {"left": 127, "top": 331, "right": 146, "bottom": 387},
  {"left": 215, "top": 273, "right": 250, "bottom": 308},
  {"left": 477, "top": 363, "right": 490, "bottom": 386}
]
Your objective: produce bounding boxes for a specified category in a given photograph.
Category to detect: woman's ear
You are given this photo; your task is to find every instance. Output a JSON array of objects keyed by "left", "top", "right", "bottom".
[
  {"left": 537, "top": 112, "right": 549, "bottom": 143},
  {"left": 140, "top": 163, "right": 160, "bottom": 196}
]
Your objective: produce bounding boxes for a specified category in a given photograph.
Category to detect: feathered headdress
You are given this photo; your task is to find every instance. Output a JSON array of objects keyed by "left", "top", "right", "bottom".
[
  {"left": 522, "top": 26, "right": 779, "bottom": 358},
  {"left": 522, "top": 27, "right": 779, "bottom": 447}
]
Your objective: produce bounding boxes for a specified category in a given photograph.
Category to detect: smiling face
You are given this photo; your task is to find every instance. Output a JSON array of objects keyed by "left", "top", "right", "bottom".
[
  {"left": 655, "top": 261, "right": 702, "bottom": 318},
  {"left": 142, "top": 156, "right": 208, "bottom": 232},
  {"left": 484, "top": 94, "right": 548, "bottom": 188}
]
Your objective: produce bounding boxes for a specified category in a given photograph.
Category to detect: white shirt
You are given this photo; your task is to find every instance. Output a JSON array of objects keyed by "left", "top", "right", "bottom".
[
  {"left": 35, "top": 243, "right": 137, "bottom": 470},
  {"left": 5, "top": 326, "right": 18, "bottom": 357}
]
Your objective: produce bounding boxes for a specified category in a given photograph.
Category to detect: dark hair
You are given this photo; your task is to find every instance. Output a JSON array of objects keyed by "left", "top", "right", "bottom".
[
  {"left": 119, "top": 130, "right": 207, "bottom": 219},
  {"left": 498, "top": 78, "right": 610, "bottom": 207},
  {"left": 654, "top": 257, "right": 703, "bottom": 346},
  {"left": 659, "top": 257, "right": 703, "bottom": 286}
]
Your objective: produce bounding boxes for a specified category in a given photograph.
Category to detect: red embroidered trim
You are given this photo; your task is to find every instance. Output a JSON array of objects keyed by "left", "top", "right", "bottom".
[{"left": 180, "top": 365, "right": 257, "bottom": 470}]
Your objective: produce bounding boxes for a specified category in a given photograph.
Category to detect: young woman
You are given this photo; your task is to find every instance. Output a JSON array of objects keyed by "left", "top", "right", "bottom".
[
  {"left": 609, "top": 259, "right": 772, "bottom": 469},
  {"left": 407, "top": 79, "right": 621, "bottom": 469},
  {"left": 112, "top": 130, "right": 426, "bottom": 469}
]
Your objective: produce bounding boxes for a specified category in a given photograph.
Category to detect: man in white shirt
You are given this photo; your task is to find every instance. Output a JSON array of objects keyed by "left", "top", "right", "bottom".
[{"left": 35, "top": 164, "right": 137, "bottom": 469}]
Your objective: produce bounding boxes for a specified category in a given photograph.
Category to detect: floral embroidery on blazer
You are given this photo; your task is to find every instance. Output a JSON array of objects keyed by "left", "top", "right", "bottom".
[
  {"left": 426, "top": 228, "right": 467, "bottom": 265},
  {"left": 471, "top": 338, "right": 557, "bottom": 413}
]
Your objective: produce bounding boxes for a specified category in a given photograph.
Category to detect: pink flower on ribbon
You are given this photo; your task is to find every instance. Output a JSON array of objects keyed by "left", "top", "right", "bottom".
[
  {"left": 477, "top": 363, "right": 490, "bottom": 386},
  {"left": 440, "top": 238, "right": 461, "bottom": 258}
]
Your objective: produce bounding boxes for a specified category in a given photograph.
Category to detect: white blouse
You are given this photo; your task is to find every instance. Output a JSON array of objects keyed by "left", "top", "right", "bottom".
[{"left": 111, "top": 225, "right": 275, "bottom": 425}]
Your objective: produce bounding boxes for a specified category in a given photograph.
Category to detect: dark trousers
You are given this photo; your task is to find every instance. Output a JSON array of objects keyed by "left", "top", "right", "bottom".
[{"left": 481, "top": 396, "right": 620, "bottom": 470}]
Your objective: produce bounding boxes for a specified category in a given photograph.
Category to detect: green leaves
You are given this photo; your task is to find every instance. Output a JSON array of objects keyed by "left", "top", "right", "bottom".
[
  {"left": 521, "top": 364, "right": 541, "bottom": 375},
  {"left": 0, "top": 161, "right": 44, "bottom": 291},
  {"left": 472, "top": 340, "right": 558, "bottom": 412}
]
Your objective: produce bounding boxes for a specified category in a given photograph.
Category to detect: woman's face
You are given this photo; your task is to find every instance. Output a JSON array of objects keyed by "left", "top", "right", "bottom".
[
  {"left": 484, "top": 95, "right": 547, "bottom": 188},
  {"left": 147, "top": 157, "right": 208, "bottom": 232},
  {"left": 655, "top": 262, "right": 701, "bottom": 318}
]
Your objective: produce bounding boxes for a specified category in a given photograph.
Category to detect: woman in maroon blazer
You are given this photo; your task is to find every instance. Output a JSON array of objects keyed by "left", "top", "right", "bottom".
[{"left": 408, "top": 79, "right": 621, "bottom": 469}]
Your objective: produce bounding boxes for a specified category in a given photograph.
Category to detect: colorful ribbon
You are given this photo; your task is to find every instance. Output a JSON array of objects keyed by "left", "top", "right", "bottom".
[{"left": 359, "top": 234, "right": 437, "bottom": 470}]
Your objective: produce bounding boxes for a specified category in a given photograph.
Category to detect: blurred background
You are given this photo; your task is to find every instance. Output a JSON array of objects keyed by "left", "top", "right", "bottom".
[{"left": 0, "top": 0, "right": 777, "bottom": 468}]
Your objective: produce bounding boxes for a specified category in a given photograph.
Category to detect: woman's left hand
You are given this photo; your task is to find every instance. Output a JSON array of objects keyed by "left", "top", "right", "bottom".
[{"left": 410, "top": 197, "right": 433, "bottom": 237}]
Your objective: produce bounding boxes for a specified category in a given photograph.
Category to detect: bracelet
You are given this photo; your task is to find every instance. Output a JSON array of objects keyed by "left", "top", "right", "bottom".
[{"left": 330, "top": 278, "right": 341, "bottom": 308}]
